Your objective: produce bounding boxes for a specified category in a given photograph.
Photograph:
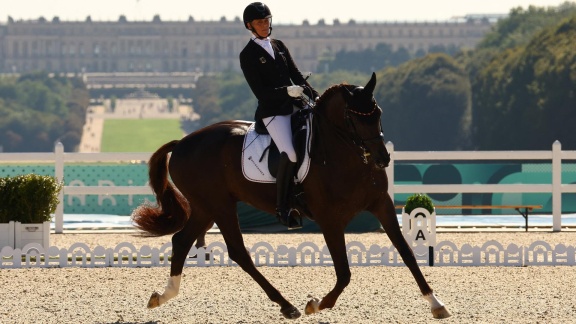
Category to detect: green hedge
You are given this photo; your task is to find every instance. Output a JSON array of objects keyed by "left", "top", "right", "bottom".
[
  {"left": 404, "top": 193, "right": 435, "bottom": 214},
  {"left": 0, "top": 174, "right": 62, "bottom": 223}
]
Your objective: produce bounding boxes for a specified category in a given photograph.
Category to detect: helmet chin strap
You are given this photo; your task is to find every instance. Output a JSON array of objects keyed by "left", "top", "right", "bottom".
[{"left": 249, "top": 23, "right": 273, "bottom": 39}]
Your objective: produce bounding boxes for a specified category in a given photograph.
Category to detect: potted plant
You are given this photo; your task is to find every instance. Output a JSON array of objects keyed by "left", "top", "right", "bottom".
[
  {"left": 404, "top": 193, "right": 435, "bottom": 215},
  {"left": 0, "top": 177, "right": 16, "bottom": 249},
  {"left": 0, "top": 174, "right": 62, "bottom": 249}
]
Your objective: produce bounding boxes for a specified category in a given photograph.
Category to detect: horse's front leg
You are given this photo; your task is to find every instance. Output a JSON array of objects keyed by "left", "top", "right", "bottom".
[
  {"left": 371, "top": 194, "right": 451, "bottom": 319},
  {"left": 305, "top": 224, "right": 350, "bottom": 315},
  {"left": 216, "top": 217, "right": 301, "bottom": 319}
]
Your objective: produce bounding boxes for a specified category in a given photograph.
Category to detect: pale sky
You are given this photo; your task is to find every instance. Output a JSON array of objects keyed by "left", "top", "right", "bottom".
[{"left": 0, "top": 0, "right": 571, "bottom": 24}]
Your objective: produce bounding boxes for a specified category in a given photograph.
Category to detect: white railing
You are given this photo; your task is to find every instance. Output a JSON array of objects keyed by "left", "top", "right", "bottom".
[
  {"left": 2, "top": 240, "right": 575, "bottom": 268},
  {"left": 1, "top": 143, "right": 152, "bottom": 233},
  {"left": 1, "top": 141, "right": 576, "bottom": 233},
  {"left": 387, "top": 141, "right": 576, "bottom": 232}
]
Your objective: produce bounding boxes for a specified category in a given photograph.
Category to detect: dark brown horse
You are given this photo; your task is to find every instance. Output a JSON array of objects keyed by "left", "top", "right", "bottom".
[{"left": 132, "top": 73, "right": 451, "bottom": 320}]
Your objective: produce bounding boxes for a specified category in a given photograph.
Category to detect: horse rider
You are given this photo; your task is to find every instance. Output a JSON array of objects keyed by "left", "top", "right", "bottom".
[{"left": 240, "top": 2, "right": 319, "bottom": 230}]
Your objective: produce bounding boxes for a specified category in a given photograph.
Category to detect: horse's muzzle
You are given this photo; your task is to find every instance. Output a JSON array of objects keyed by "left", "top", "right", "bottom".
[{"left": 375, "top": 152, "right": 391, "bottom": 170}]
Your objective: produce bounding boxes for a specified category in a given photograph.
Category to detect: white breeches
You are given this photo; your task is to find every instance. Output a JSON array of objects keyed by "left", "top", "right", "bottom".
[{"left": 262, "top": 115, "right": 297, "bottom": 162}]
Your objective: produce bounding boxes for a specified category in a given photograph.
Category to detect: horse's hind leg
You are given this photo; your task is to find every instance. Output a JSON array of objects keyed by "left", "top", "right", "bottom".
[
  {"left": 190, "top": 221, "right": 213, "bottom": 260},
  {"left": 214, "top": 202, "right": 301, "bottom": 319},
  {"left": 147, "top": 214, "right": 213, "bottom": 309},
  {"left": 194, "top": 222, "right": 212, "bottom": 249},
  {"left": 371, "top": 194, "right": 451, "bottom": 319}
]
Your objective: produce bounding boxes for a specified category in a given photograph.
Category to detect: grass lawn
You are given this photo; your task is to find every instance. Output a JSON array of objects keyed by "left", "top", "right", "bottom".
[{"left": 101, "top": 119, "right": 184, "bottom": 152}]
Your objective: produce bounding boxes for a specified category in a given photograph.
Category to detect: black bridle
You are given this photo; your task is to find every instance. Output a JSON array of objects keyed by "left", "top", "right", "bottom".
[
  {"left": 309, "top": 87, "right": 387, "bottom": 166},
  {"left": 344, "top": 101, "right": 385, "bottom": 164}
]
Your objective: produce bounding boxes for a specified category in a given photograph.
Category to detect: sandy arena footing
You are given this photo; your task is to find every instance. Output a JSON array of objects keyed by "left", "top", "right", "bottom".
[{"left": 2, "top": 231, "right": 576, "bottom": 323}]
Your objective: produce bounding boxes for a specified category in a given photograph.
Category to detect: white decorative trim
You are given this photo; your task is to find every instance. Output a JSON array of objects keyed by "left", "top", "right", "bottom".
[{"left": 1, "top": 240, "right": 575, "bottom": 268}]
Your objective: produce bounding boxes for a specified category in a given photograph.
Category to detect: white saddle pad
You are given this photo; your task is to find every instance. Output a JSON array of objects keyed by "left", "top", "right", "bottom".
[{"left": 241, "top": 117, "right": 312, "bottom": 183}]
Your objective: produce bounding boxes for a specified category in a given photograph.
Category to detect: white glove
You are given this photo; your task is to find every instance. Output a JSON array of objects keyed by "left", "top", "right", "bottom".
[{"left": 287, "top": 85, "right": 304, "bottom": 97}]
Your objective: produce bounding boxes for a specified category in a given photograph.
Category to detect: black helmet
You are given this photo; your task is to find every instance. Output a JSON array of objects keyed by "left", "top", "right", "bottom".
[{"left": 243, "top": 2, "right": 272, "bottom": 28}]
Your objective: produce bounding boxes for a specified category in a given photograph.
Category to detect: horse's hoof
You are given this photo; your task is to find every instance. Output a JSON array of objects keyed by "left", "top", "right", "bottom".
[
  {"left": 281, "top": 305, "right": 301, "bottom": 319},
  {"left": 432, "top": 306, "right": 452, "bottom": 319},
  {"left": 147, "top": 292, "right": 161, "bottom": 309},
  {"left": 305, "top": 296, "right": 320, "bottom": 315}
]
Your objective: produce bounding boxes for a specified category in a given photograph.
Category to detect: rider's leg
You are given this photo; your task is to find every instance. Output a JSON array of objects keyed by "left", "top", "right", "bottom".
[
  {"left": 262, "top": 115, "right": 302, "bottom": 230},
  {"left": 263, "top": 115, "right": 297, "bottom": 162}
]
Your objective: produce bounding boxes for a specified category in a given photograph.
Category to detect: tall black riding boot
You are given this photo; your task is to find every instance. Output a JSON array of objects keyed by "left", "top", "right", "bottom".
[{"left": 275, "top": 152, "right": 302, "bottom": 230}]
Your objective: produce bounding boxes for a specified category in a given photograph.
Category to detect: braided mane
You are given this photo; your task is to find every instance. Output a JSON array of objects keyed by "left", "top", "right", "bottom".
[{"left": 314, "top": 83, "right": 350, "bottom": 109}]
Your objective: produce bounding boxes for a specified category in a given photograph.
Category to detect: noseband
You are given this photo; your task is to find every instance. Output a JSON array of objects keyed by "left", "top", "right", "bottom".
[{"left": 345, "top": 101, "right": 385, "bottom": 164}]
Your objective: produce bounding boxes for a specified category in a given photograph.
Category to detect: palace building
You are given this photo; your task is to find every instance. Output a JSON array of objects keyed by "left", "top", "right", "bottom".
[{"left": 0, "top": 15, "right": 497, "bottom": 74}]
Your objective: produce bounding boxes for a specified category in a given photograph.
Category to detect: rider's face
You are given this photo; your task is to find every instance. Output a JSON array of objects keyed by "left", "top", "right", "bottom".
[{"left": 249, "top": 18, "right": 271, "bottom": 36}]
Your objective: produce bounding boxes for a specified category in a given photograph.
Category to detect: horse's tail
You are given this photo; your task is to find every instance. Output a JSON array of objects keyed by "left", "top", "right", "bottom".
[{"left": 132, "top": 140, "right": 190, "bottom": 237}]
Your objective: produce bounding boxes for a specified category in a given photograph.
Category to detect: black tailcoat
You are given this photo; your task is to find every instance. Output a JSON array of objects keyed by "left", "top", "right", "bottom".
[{"left": 239, "top": 38, "right": 318, "bottom": 121}]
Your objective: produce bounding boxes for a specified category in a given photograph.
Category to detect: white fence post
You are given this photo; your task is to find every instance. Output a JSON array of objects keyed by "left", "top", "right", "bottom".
[
  {"left": 552, "top": 140, "right": 562, "bottom": 232},
  {"left": 387, "top": 141, "right": 395, "bottom": 203},
  {"left": 54, "top": 142, "right": 65, "bottom": 234}
]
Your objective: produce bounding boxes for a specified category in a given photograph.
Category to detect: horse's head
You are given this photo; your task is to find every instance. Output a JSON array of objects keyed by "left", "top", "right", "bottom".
[{"left": 316, "top": 73, "right": 390, "bottom": 169}]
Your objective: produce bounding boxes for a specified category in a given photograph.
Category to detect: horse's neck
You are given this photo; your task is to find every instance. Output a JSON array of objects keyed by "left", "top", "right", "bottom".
[{"left": 313, "top": 108, "right": 365, "bottom": 167}]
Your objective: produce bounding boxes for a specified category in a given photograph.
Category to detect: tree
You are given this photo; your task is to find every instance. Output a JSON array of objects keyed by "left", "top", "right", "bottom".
[
  {"left": 478, "top": 3, "right": 576, "bottom": 50},
  {"left": 376, "top": 53, "right": 472, "bottom": 150},
  {"left": 0, "top": 72, "right": 88, "bottom": 152},
  {"left": 473, "top": 16, "right": 576, "bottom": 149}
]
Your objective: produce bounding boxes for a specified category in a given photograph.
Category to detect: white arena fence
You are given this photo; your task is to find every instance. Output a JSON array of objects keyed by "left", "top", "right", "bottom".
[
  {"left": 1, "top": 240, "right": 575, "bottom": 268},
  {"left": 1, "top": 141, "right": 575, "bottom": 232}
]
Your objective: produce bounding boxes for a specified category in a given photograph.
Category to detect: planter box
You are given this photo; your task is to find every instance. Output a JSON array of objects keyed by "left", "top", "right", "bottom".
[
  {"left": 0, "top": 221, "right": 15, "bottom": 249},
  {"left": 14, "top": 221, "right": 50, "bottom": 249}
]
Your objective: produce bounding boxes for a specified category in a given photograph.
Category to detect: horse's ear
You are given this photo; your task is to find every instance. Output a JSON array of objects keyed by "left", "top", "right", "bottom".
[{"left": 364, "top": 72, "right": 377, "bottom": 95}]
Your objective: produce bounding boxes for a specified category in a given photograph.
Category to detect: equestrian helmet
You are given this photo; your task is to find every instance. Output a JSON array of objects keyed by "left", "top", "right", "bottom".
[{"left": 243, "top": 2, "right": 272, "bottom": 28}]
